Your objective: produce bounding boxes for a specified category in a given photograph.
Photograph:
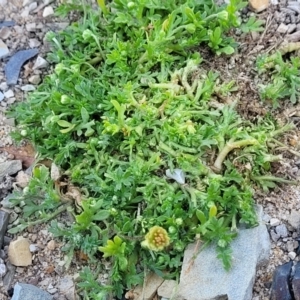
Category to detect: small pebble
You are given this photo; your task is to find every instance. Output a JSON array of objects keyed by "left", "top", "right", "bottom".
[
  {"left": 33, "top": 56, "right": 48, "bottom": 69},
  {"left": 4, "top": 89, "right": 14, "bottom": 98},
  {"left": 43, "top": 6, "right": 54, "bottom": 17},
  {"left": 276, "top": 224, "right": 289, "bottom": 238},
  {"left": 288, "top": 251, "right": 297, "bottom": 260},
  {"left": 47, "top": 240, "right": 56, "bottom": 251},
  {"left": 21, "top": 84, "right": 35, "bottom": 92},
  {"left": 270, "top": 218, "right": 280, "bottom": 227}
]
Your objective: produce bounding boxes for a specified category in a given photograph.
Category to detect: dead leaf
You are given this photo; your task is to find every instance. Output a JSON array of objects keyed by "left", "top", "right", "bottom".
[
  {"left": 75, "top": 251, "right": 89, "bottom": 262},
  {"left": 45, "top": 265, "right": 55, "bottom": 274},
  {"left": 125, "top": 290, "right": 135, "bottom": 299},
  {"left": 50, "top": 162, "right": 60, "bottom": 181},
  {"left": 64, "top": 185, "right": 83, "bottom": 208},
  {"left": 15, "top": 171, "right": 31, "bottom": 188}
]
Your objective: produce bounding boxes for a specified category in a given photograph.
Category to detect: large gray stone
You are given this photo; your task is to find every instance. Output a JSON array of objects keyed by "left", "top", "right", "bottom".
[
  {"left": 0, "top": 160, "right": 22, "bottom": 181},
  {"left": 176, "top": 205, "right": 270, "bottom": 300},
  {"left": 0, "top": 210, "right": 9, "bottom": 249},
  {"left": 11, "top": 283, "right": 52, "bottom": 300}
]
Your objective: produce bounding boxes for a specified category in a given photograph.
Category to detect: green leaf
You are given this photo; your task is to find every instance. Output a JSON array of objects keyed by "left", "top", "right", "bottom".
[
  {"left": 81, "top": 107, "right": 89, "bottom": 123},
  {"left": 196, "top": 210, "right": 207, "bottom": 225},
  {"left": 220, "top": 46, "right": 235, "bottom": 55},
  {"left": 60, "top": 124, "right": 76, "bottom": 133},
  {"left": 93, "top": 210, "right": 110, "bottom": 221},
  {"left": 57, "top": 120, "right": 73, "bottom": 127}
]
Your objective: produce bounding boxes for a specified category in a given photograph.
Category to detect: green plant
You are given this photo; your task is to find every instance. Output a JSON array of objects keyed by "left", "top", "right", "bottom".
[
  {"left": 257, "top": 51, "right": 300, "bottom": 108},
  {"left": 7, "top": 0, "right": 295, "bottom": 298}
]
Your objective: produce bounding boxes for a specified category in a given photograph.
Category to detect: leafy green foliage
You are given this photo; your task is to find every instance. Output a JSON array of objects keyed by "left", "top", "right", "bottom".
[
  {"left": 7, "top": 0, "right": 292, "bottom": 298},
  {"left": 257, "top": 51, "right": 300, "bottom": 108}
]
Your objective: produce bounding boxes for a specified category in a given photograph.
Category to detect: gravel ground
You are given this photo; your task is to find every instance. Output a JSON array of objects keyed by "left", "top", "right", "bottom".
[{"left": 1, "top": 0, "right": 300, "bottom": 299}]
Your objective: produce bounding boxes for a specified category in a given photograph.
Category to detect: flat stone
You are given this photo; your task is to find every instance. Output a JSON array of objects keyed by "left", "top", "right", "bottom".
[
  {"left": 0, "top": 210, "right": 10, "bottom": 249},
  {"left": 4, "top": 89, "right": 14, "bottom": 98},
  {"left": 11, "top": 283, "right": 52, "bottom": 300},
  {"left": 275, "top": 224, "right": 288, "bottom": 238},
  {"left": 23, "top": 0, "right": 35, "bottom": 6},
  {"left": 0, "top": 39, "right": 9, "bottom": 58},
  {"left": 21, "top": 84, "right": 35, "bottom": 92},
  {"left": 25, "top": 23, "right": 36, "bottom": 31},
  {"left": 1, "top": 193, "right": 15, "bottom": 209},
  {"left": 287, "top": 2, "right": 300, "bottom": 13},
  {"left": 287, "top": 209, "right": 300, "bottom": 230},
  {"left": 0, "top": 92, "right": 4, "bottom": 102},
  {"left": 292, "top": 261, "right": 300, "bottom": 299},
  {"left": 0, "top": 258, "right": 7, "bottom": 276},
  {"left": 0, "top": 160, "right": 22, "bottom": 181},
  {"left": 249, "top": 0, "right": 269, "bottom": 12},
  {"left": 288, "top": 251, "right": 296, "bottom": 260},
  {"left": 29, "top": 38, "right": 40, "bottom": 48},
  {"left": 3, "top": 261, "right": 16, "bottom": 289},
  {"left": 157, "top": 280, "right": 178, "bottom": 299},
  {"left": 8, "top": 237, "right": 32, "bottom": 267},
  {"left": 58, "top": 276, "right": 75, "bottom": 300},
  {"left": 28, "top": 1, "right": 37, "bottom": 11},
  {"left": 5, "top": 49, "right": 38, "bottom": 85},
  {"left": 270, "top": 218, "right": 280, "bottom": 227},
  {"left": 270, "top": 261, "right": 293, "bottom": 300},
  {"left": 0, "top": 21, "right": 15, "bottom": 28},
  {"left": 28, "top": 74, "right": 41, "bottom": 85},
  {"left": 33, "top": 56, "right": 48, "bottom": 69},
  {"left": 277, "top": 23, "right": 289, "bottom": 34},
  {"left": 176, "top": 205, "right": 270, "bottom": 300},
  {"left": 43, "top": 6, "right": 54, "bottom": 17},
  {"left": 133, "top": 273, "right": 164, "bottom": 300},
  {"left": 288, "top": 23, "right": 297, "bottom": 33},
  {"left": 0, "top": 27, "right": 11, "bottom": 40}
]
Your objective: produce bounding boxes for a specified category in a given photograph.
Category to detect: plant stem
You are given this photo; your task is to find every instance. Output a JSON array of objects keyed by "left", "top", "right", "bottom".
[
  {"left": 251, "top": 175, "right": 298, "bottom": 185},
  {"left": 271, "top": 138, "right": 300, "bottom": 158},
  {"left": 27, "top": 204, "right": 70, "bottom": 227},
  {"left": 159, "top": 141, "right": 177, "bottom": 157},
  {"left": 214, "top": 138, "right": 258, "bottom": 172}
]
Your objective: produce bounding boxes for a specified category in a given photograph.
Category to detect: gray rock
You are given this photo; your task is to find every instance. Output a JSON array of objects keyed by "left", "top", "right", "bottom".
[
  {"left": 287, "top": 209, "right": 300, "bottom": 230},
  {"left": 0, "top": 92, "right": 4, "bottom": 102},
  {"left": 3, "top": 261, "right": 16, "bottom": 289},
  {"left": 270, "top": 218, "right": 280, "bottom": 227},
  {"left": 0, "top": 210, "right": 9, "bottom": 249},
  {"left": 270, "top": 261, "right": 293, "bottom": 300},
  {"left": 58, "top": 276, "right": 75, "bottom": 300},
  {"left": 0, "top": 27, "right": 11, "bottom": 40},
  {"left": 5, "top": 49, "right": 38, "bottom": 85},
  {"left": 32, "top": 56, "right": 48, "bottom": 69},
  {"left": 0, "top": 160, "right": 22, "bottom": 181},
  {"left": 11, "top": 283, "right": 53, "bottom": 300},
  {"left": 0, "top": 258, "right": 7, "bottom": 276},
  {"left": 0, "top": 21, "right": 15, "bottom": 28},
  {"left": 275, "top": 224, "right": 289, "bottom": 238},
  {"left": 292, "top": 261, "right": 300, "bottom": 299},
  {"left": 1, "top": 193, "right": 15, "bottom": 209},
  {"left": 176, "top": 205, "right": 270, "bottom": 300},
  {"left": 0, "top": 39, "right": 9, "bottom": 58}
]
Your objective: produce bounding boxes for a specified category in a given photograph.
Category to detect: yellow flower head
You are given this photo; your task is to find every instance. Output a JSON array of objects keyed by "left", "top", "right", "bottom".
[{"left": 141, "top": 226, "right": 170, "bottom": 251}]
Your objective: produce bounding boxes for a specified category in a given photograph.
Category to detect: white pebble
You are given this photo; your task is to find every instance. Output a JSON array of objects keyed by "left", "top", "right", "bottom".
[
  {"left": 43, "top": 6, "right": 54, "bottom": 17},
  {"left": 270, "top": 218, "right": 280, "bottom": 227},
  {"left": 33, "top": 56, "right": 48, "bottom": 69},
  {"left": 21, "top": 84, "right": 36, "bottom": 92},
  {"left": 288, "top": 251, "right": 296, "bottom": 260},
  {"left": 4, "top": 89, "right": 14, "bottom": 98}
]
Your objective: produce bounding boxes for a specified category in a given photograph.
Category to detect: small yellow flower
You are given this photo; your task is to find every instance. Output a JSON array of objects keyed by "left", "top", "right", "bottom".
[{"left": 141, "top": 226, "right": 170, "bottom": 251}]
